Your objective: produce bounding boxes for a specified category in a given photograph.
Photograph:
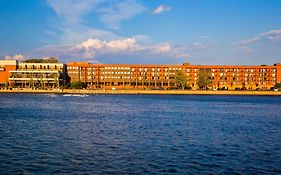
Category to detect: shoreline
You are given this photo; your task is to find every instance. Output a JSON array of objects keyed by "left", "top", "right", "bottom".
[{"left": 0, "top": 89, "right": 280, "bottom": 96}]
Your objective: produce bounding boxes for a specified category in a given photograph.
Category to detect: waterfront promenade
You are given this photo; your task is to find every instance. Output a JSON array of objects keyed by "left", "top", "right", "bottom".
[{"left": 0, "top": 89, "right": 280, "bottom": 96}]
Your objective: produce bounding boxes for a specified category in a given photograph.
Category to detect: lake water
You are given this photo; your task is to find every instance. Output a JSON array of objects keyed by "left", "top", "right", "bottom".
[{"left": 0, "top": 94, "right": 281, "bottom": 174}]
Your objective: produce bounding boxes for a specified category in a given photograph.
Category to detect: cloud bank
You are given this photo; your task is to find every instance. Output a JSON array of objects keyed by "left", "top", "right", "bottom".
[{"left": 27, "top": 38, "right": 189, "bottom": 63}]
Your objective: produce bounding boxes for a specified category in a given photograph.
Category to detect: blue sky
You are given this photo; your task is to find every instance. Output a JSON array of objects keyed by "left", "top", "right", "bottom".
[{"left": 0, "top": 0, "right": 281, "bottom": 65}]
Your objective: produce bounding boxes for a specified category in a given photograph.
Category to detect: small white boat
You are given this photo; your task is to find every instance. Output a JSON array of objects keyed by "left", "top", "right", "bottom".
[
  {"left": 63, "top": 94, "right": 88, "bottom": 97},
  {"left": 72, "top": 94, "right": 88, "bottom": 97}
]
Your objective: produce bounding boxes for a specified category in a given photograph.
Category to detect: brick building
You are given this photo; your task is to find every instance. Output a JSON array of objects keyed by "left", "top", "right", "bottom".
[{"left": 67, "top": 62, "right": 281, "bottom": 90}]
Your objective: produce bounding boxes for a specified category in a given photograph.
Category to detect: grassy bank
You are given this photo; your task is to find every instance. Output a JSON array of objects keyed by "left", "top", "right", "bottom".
[{"left": 0, "top": 89, "right": 280, "bottom": 96}]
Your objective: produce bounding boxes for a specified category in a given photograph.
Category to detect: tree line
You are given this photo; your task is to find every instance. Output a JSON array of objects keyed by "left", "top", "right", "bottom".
[{"left": 23, "top": 57, "right": 59, "bottom": 63}]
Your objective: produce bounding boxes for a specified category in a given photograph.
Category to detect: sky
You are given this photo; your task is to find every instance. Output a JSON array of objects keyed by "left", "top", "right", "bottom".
[{"left": 0, "top": 0, "right": 281, "bottom": 65}]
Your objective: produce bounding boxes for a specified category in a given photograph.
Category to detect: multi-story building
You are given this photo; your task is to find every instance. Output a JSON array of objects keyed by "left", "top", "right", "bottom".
[
  {"left": 67, "top": 62, "right": 184, "bottom": 90},
  {"left": 0, "top": 60, "right": 18, "bottom": 88},
  {"left": 9, "top": 62, "right": 66, "bottom": 88},
  {"left": 67, "top": 62, "right": 281, "bottom": 90}
]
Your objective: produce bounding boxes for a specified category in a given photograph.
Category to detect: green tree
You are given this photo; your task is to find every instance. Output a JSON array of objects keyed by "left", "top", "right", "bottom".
[
  {"left": 197, "top": 69, "right": 211, "bottom": 89},
  {"left": 275, "top": 83, "right": 281, "bottom": 89},
  {"left": 70, "top": 81, "right": 87, "bottom": 89},
  {"left": 175, "top": 70, "right": 189, "bottom": 90},
  {"left": 40, "top": 75, "right": 44, "bottom": 88},
  {"left": 30, "top": 75, "right": 34, "bottom": 88},
  {"left": 24, "top": 57, "right": 59, "bottom": 63},
  {"left": 54, "top": 74, "right": 59, "bottom": 88}
]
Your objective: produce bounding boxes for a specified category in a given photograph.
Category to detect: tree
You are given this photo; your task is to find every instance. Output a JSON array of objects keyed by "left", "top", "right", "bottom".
[
  {"left": 70, "top": 81, "right": 87, "bottom": 89},
  {"left": 275, "top": 83, "right": 281, "bottom": 89},
  {"left": 24, "top": 57, "right": 59, "bottom": 63},
  {"left": 175, "top": 70, "right": 189, "bottom": 90},
  {"left": 30, "top": 74, "right": 34, "bottom": 88},
  {"left": 197, "top": 69, "right": 211, "bottom": 89},
  {"left": 54, "top": 74, "right": 59, "bottom": 88},
  {"left": 40, "top": 75, "right": 44, "bottom": 88}
]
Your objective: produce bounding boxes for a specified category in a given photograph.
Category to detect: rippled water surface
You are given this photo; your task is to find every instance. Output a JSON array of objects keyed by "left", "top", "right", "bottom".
[{"left": 0, "top": 94, "right": 281, "bottom": 174}]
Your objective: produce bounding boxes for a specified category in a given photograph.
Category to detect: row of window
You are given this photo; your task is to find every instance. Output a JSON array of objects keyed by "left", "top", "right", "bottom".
[
  {"left": 68, "top": 71, "right": 277, "bottom": 78},
  {"left": 68, "top": 66, "right": 277, "bottom": 72},
  {"left": 83, "top": 75, "right": 276, "bottom": 82},
  {"left": 68, "top": 69, "right": 277, "bottom": 75},
  {"left": 19, "top": 65, "right": 62, "bottom": 70}
]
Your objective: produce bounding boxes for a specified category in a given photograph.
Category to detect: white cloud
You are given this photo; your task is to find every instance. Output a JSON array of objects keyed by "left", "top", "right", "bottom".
[
  {"left": 238, "top": 29, "right": 281, "bottom": 45},
  {"left": 72, "top": 38, "right": 188, "bottom": 59},
  {"left": 4, "top": 54, "right": 28, "bottom": 61},
  {"left": 28, "top": 38, "right": 189, "bottom": 63},
  {"left": 232, "top": 29, "right": 281, "bottom": 55},
  {"left": 71, "top": 38, "right": 140, "bottom": 59},
  {"left": 261, "top": 30, "right": 281, "bottom": 40},
  {"left": 152, "top": 5, "right": 171, "bottom": 14}
]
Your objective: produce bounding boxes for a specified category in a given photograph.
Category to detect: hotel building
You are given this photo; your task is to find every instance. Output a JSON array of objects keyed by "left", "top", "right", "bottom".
[
  {"left": 67, "top": 62, "right": 281, "bottom": 90},
  {"left": 9, "top": 62, "right": 66, "bottom": 88},
  {"left": 0, "top": 60, "right": 18, "bottom": 88}
]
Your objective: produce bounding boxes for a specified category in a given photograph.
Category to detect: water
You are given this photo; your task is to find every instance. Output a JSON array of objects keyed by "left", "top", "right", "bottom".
[{"left": 0, "top": 94, "right": 281, "bottom": 174}]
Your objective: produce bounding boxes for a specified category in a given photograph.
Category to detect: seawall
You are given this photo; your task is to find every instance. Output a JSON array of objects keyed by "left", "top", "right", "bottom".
[{"left": 0, "top": 89, "right": 280, "bottom": 96}]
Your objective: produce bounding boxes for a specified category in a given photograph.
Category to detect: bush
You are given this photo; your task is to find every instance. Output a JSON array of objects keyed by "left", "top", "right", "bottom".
[
  {"left": 70, "top": 82, "right": 87, "bottom": 89},
  {"left": 275, "top": 83, "right": 281, "bottom": 89}
]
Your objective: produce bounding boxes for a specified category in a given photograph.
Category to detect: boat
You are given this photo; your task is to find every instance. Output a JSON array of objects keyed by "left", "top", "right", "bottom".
[{"left": 63, "top": 94, "right": 88, "bottom": 97}]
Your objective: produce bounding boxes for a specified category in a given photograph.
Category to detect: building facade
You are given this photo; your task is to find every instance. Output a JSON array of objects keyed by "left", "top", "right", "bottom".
[
  {"left": 0, "top": 60, "right": 18, "bottom": 88},
  {"left": 67, "top": 62, "right": 281, "bottom": 90},
  {"left": 9, "top": 62, "right": 66, "bottom": 88}
]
